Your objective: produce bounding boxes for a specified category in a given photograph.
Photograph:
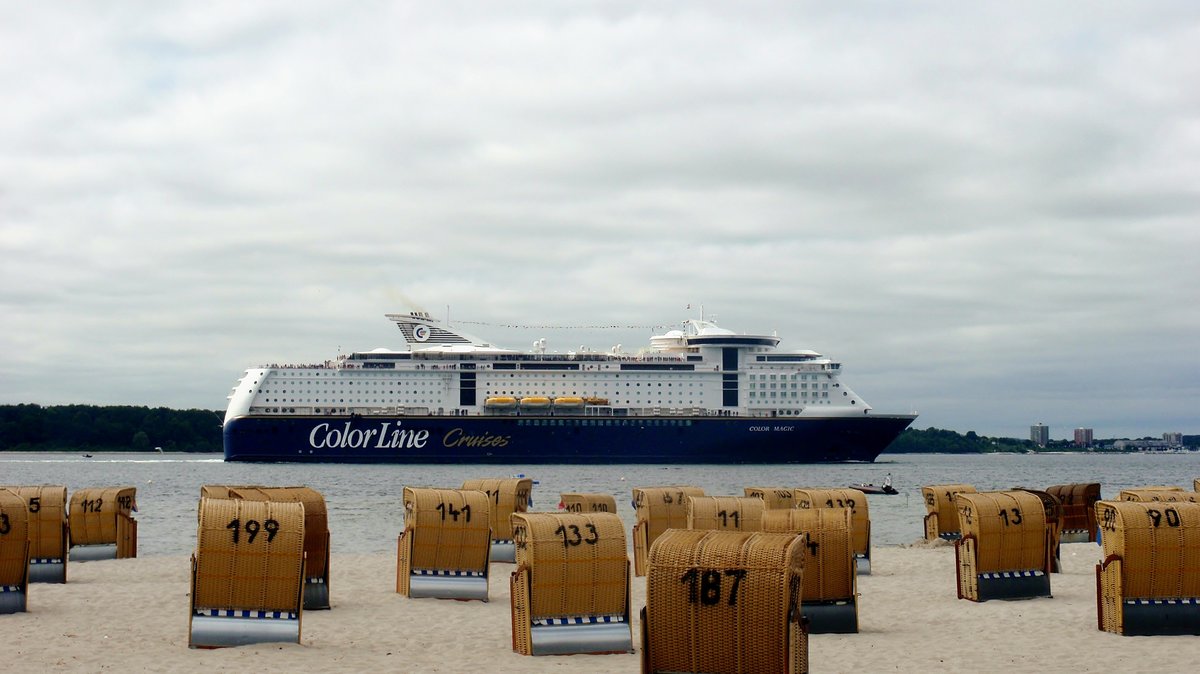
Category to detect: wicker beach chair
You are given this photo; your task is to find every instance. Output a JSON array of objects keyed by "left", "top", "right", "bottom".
[
  {"left": 189, "top": 497, "right": 306, "bottom": 648},
  {"left": 1016, "top": 488, "right": 1064, "bottom": 572},
  {"left": 762, "top": 507, "right": 858, "bottom": 633},
  {"left": 794, "top": 488, "right": 872, "bottom": 574},
  {"left": 461, "top": 477, "right": 533, "bottom": 563},
  {"left": 687, "top": 496, "right": 766, "bottom": 533},
  {"left": 954, "top": 491, "right": 1052, "bottom": 601},
  {"left": 396, "top": 487, "right": 491, "bottom": 601},
  {"left": 631, "top": 486, "right": 704, "bottom": 577},
  {"left": 1119, "top": 487, "right": 1198, "bottom": 503},
  {"left": 509, "top": 512, "right": 632, "bottom": 655},
  {"left": 1096, "top": 500, "right": 1200, "bottom": 635},
  {"left": 201, "top": 485, "right": 331, "bottom": 610},
  {"left": 743, "top": 487, "right": 797, "bottom": 510},
  {"left": 0, "top": 489, "right": 30, "bottom": 614},
  {"left": 0, "top": 485, "right": 68, "bottom": 583},
  {"left": 642, "top": 529, "right": 808, "bottom": 674},
  {"left": 558, "top": 493, "right": 617, "bottom": 514},
  {"left": 68, "top": 487, "right": 137, "bottom": 561},
  {"left": 1045, "top": 483, "right": 1101, "bottom": 543},
  {"left": 921, "top": 484, "right": 976, "bottom": 542}
]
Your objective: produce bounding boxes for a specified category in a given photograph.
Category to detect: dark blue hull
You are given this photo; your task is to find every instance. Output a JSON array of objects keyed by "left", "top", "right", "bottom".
[{"left": 223, "top": 414, "right": 915, "bottom": 464}]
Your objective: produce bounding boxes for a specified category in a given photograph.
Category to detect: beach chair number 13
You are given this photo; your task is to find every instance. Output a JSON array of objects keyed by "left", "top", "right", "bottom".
[{"left": 226, "top": 518, "right": 280, "bottom": 544}]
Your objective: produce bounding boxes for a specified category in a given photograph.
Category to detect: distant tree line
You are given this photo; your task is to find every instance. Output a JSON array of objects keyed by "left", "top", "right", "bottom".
[
  {"left": 0, "top": 405, "right": 1193, "bottom": 454},
  {"left": 886, "top": 427, "right": 1199, "bottom": 454},
  {"left": 0, "top": 404, "right": 223, "bottom": 452}
]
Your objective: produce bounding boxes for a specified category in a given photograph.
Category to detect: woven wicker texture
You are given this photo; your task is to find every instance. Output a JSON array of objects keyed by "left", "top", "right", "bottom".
[
  {"left": 0, "top": 485, "right": 67, "bottom": 560},
  {"left": 462, "top": 478, "right": 532, "bottom": 540},
  {"left": 0, "top": 489, "right": 30, "bottom": 587},
  {"left": 1046, "top": 483, "right": 1100, "bottom": 535},
  {"left": 1120, "top": 488, "right": 1198, "bottom": 503},
  {"left": 633, "top": 486, "right": 706, "bottom": 543},
  {"left": 955, "top": 491, "right": 1048, "bottom": 574},
  {"left": 214, "top": 486, "right": 330, "bottom": 579},
  {"left": 1097, "top": 500, "right": 1200, "bottom": 599},
  {"left": 644, "top": 529, "right": 805, "bottom": 674},
  {"left": 687, "top": 496, "right": 766, "bottom": 533},
  {"left": 762, "top": 508, "right": 854, "bottom": 601},
  {"left": 794, "top": 489, "right": 869, "bottom": 558},
  {"left": 922, "top": 484, "right": 976, "bottom": 539},
  {"left": 743, "top": 487, "right": 797, "bottom": 510},
  {"left": 511, "top": 512, "right": 628, "bottom": 620},
  {"left": 559, "top": 493, "right": 618, "bottom": 514},
  {"left": 403, "top": 487, "right": 491, "bottom": 572},
  {"left": 192, "top": 497, "right": 305, "bottom": 612},
  {"left": 69, "top": 487, "right": 136, "bottom": 546}
]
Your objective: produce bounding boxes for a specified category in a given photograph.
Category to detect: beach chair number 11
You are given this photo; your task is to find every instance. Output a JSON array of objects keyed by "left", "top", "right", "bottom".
[{"left": 226, "top": 518, "right": 280, "bottom": 544}]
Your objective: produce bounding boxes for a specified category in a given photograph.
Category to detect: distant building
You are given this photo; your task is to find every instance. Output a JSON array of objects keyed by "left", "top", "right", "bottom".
[
  {"left": 1031, "top": 423, "right": 1049, "bottom": 447},
  {"left": 1164, "top": 432, "right": 1183, "bottom": 445},
  {"left": 1074, "top": 428, "right": 1093, "bottom": 447}
]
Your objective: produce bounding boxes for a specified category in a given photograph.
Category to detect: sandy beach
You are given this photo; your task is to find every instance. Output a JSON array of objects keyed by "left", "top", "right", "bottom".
[{"left": 2, "top": 540, "right": 1198, "bottom": 673}]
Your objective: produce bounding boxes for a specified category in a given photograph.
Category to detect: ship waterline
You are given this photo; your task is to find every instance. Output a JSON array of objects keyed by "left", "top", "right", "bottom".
[{"left": 222, "top": 312, "right": 916, "bottom": 463}]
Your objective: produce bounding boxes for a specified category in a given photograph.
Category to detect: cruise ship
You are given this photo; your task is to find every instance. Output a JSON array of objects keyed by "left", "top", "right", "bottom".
[{"left": 222, "top": 312, "right": 916, "bottom": 463}]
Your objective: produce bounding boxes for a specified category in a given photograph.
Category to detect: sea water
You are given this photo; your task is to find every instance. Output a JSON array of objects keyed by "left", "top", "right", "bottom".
[{"left": 2, "top": 451, "right": 1197, "bottom": 557}]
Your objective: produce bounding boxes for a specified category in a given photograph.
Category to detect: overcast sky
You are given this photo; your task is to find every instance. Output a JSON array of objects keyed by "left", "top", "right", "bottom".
[{"left": 2, "top": 2, "right": 1197, "bottom": 440}]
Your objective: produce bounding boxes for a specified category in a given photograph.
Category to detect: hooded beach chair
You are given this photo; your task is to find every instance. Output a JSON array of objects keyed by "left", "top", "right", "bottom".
[
  {"left": 744, "top": 486, "right": 798, "bottom": 510},
  {"left": 0, "top": 489, "right": 30, "bottom": 614},
  {"left": 954, "top": 490, "right": 1052, "bottom": 601},
  {"left": 794, "top": 488, "right": 872, "bottom": 574},
  {"left": 630, "top": 485, "right": 704, "bottom": 577},
  {"left": 461, "top": 477, "right": 532, "bottom": 563},
  {"left": 509, "top": 512, "right": 632, "bottom": 655},
  {"left": 396, "top": 487, "right": 491, "bottom": 601},
  {"left": 68, "top": 487, "right": 137, "bottom": 561},
  {"left": 1096, "top": 500, "right": 1200, "bottom": 635},
  {"left": 201, "top": 485, "right": 331, "bottom": 609},
  {"left": 1045, "top": 483, "right": 1101, "bottom": 543},
  {"left": 762, "top": 507, "right": 858, "bottom": 633},
  {"left": 922, "top": 483, "right": 976, "bottom": 541},
  {"left": 0, "top": 485, "right": 68, "bottom": 583},
  {"left": 558, "top": 492, "right": 617, "bottom": 514},
  {"left": 687, "top": 495, "right": 766, "bottom": 533},
  {"left": 188, "top": 497, "right": 306, "bottom": 648},
  {"left": 641, "top": 529, "right": 808, "bottom": 674}
]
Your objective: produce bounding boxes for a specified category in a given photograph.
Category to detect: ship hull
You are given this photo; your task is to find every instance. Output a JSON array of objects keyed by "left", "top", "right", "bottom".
[{"left": 222, "top": 413, "right": 915, "bottom": 464}]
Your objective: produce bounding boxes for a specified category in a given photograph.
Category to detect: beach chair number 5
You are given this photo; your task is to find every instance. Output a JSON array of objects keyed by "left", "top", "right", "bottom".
[
  {"left": 0, "top": 512, "right": 10, "bottom": 535},
  {"left": 680, "top": 568, "right": 748, "bottom": 606},
  {"left": 226, "top": 518, "right": 281, "bottom": 544},
  {"left": 29, "top": 497, "right": 41, "bottom": 513},
  {"left": 555, "top": 523, "right": 599, "bottom": 547}
]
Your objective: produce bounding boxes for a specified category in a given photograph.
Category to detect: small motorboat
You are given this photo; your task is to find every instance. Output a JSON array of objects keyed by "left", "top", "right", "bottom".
[{"left": 851, "top": 482, "right": 898, "bottom": 495}]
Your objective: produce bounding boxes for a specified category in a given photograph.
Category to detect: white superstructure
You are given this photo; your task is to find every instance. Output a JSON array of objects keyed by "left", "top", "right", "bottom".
[{"left": 225, "top": 311, "right": 875, "bottom": 422}]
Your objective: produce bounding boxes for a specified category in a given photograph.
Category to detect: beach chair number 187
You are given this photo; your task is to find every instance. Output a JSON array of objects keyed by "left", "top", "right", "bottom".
[{"left": 226, "top": 518, "right": 280, "bottom": 544}]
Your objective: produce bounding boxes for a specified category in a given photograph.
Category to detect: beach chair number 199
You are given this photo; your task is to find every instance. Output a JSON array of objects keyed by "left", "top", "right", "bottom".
[{"left": 226, "top": 518, "right": 280, "bottom": 544}]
